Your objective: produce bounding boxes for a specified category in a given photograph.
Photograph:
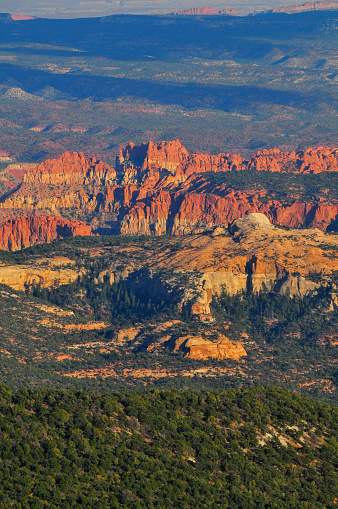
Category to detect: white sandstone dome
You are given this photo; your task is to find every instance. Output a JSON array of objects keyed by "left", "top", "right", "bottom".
[{"left": 229, "top": 213, "right": 273, "bottom": 237}]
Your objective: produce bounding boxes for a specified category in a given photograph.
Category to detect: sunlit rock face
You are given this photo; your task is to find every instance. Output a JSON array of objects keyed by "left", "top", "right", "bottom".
[{"left": 0, "top": 141, "right": 338, "bottom": 244}]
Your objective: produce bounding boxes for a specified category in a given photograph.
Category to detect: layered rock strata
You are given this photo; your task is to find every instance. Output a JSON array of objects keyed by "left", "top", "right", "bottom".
[
  {"left": 174, "top": 334, "right": 247, "bottom": 360},
  {"left": 0, "top": 212, "right": 338, "bottom": 322},
  {"left": 151, "top": 213, "right": 338, "bottom": 319},
  {"left": 0, "top": 141, "right": 338, "bottom": 247},
  {"left": 24, "top": 151, "right": 116, "bottom": 186},
  {"left": 0, "top": 216, "right": 93, "bottom": 251},
  {"left": 0, "top": 257, "right": 82, "bottom": 291}
]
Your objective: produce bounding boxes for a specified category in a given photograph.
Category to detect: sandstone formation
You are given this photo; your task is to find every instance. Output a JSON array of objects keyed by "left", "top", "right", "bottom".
[
  {"left": 174, "top": 334, "right": 247, "bottom": 360},
  {"left": 0, "top": 141, "right": 338, "bottom": 248},
  {"left": 24, "top": 151, "right": 116, "bottom": 186},
  {"left": 150, "top": 213, "right": 338, "bottom": 319},
  {"left": 0, "top": 216, "right": 93, "bottom": 251},
  {"left": 113, "top": 328, "right": 141, "bottom": 345},
  {"left": 0, "top": 257, "right": 82, "bottom": 291},
  {"left": 65, "top": 322, "right": 108, "bottom": 331},
  {"left": 142, "top": 323, "right": 246, "bottom": 360},
  {"left": 0, "top": 211, "right": 337, "bottom": 323},
  {"left": 229, "top": 212, "right": 273, "bottom": 238},
  {"left": 116, "top": 139, "right": 190, "bottom": 182},
  {"left": 36, "top": 304, "right": 74, "bottom": 317},
  {"left": 249, "top": 147, "right": 338, "bottom": 174}
]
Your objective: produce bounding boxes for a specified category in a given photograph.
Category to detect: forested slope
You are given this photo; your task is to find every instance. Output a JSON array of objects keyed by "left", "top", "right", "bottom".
[{"left": 0, "top": 386, "right": 337, "bottom": 508}]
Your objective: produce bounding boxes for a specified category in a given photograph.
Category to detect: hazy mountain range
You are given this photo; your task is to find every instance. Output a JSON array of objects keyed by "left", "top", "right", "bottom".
[{"left": 3, "top": 0, "right": 336, "bottom": 17}]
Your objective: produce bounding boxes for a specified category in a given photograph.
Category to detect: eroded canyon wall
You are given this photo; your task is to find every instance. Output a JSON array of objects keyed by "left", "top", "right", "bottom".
[{"left": 0, "top": 140, "right": 337, "bottom": 248}]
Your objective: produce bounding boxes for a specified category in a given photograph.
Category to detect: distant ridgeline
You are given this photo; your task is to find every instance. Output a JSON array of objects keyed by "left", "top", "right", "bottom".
[
  {"left": 0, "top": 385, "right": 337, "bottom": 508},
  {"left": 171, "top": 0, "right": 338, "bottom": 14},
  {"left": 172, "top": 6, "right": 237, "bottom": 15}
]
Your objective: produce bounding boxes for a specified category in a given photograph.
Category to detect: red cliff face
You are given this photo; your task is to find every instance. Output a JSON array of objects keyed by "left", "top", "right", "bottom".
[
  {"left": 170, "top": 191, "right": 263, "bottom": 234},
  {"left": 116, "top": 140, "right": 189, "bottom": 180},
  {"left": 175, "top": 152, "right": 244, "bottom": 179},
  {"left": 24, "top": 151, "right": 117, "bottom": 186},
  {"left": 249, "top": 147, "right": 338, "bottom": 173},
  {"left": 118, "top": 185, "right": 338, "bottom": 236},
  {"left": 116, "top": 141, "right": 338, "bottom": 182},
  {"left": 1, "top": 140, "right": 338, "bottom": 244},
  {"left": 0, "top": 216, "right": 93, "bottom": 251},
  {"left": 114, "top": 140, "right": 337, "bottom": 236}
]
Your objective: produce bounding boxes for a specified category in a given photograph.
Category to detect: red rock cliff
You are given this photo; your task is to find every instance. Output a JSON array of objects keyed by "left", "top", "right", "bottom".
[
  {"left": 116, "top": 140, "right": 189, "bottom": 180},
  {"left": 249, "top": 147, "right": 338, "bottom": 173},
  {"left": 24, "top": 151, "right": 117, "bottom": 186},
  {"left": 1, "top": 140, "right": 338, "bottom": 241},
  {"left": 0, "top": 216, "right": 93, "bottom": 251}
]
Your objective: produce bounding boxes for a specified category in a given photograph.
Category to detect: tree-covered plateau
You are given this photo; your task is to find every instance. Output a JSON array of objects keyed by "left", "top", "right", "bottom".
[{"left": 0, "top": 386, "right": 337, "bottom": 508}]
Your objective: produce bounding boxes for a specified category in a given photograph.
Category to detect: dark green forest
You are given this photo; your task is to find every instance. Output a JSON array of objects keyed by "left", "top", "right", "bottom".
[
  {"left": 211, "top": 283, "right": 338, "bottom": 346},
  {"left": 27, "top": 269, "right": 177, "bottom": 327},
  {"left": 0, "top": 386, "right": 337, "bottom": 508},
  {"left": 205, "top": 169, "right": 338, "bottom": 210}
]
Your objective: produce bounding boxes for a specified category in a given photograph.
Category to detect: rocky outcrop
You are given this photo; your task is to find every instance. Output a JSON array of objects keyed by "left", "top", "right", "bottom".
[
  {"left": 120, "top": 190, "right": 172, "bottom": 236},
  {"left": 133, "top": 191, "right": 338, "bottom": 236},
  {"left": 116, "top": 139, "right": 190, "bottom": 184},
  {"left": 24, "top": 151, "right": 116, "bottom": 186},
  {"left": 2, "top": 212, "right": 338, "bottom": 323},
  {"left": 175, "top": 152, "right": 244, "bottom": 179},
  {"left": 174, "top": 334, "right": 247, "bottom": 360},
  {"left": 0, "top": 216, "right": 93, "bottom": 251},
  {"left": 229, "top": 212, "right": 273, "bottom": 238},
  {"left": 249, "top": 147, "right": 338, "bottom": 174},
  {"left": 113, "top": 328, "right": 141, "bottom": 345},
  {"left": 118, "top": 142, "right": 338, "bottom": 178},
  {"left": 1, "top": 141, "right": 338, "bottom": 243},
  {"left": 0, "top": 257, "right": 82, "bottom": 291},
  {"left": 65, "top": 322, "right": 108, "bottom": 331},
  {"left": 279, "top": 275, "right": 319, "bottom": 296},
  {"left": 0, "top": 151, "right": 118, "bottom": 227},
  {"left": 151, "top": 213, "right": 338, "bottom": 319}
]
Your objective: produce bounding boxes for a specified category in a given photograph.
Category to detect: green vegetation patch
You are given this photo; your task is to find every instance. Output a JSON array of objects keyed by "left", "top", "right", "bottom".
[
  {"left": 204, "top": 169, "right": 338, "bottom": 206},
  {"left": 211, "top": 286, "right": 335, "bottom": 345},
  {"left": 0, "top": 386, "right": 337, "bottom": 508}
]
